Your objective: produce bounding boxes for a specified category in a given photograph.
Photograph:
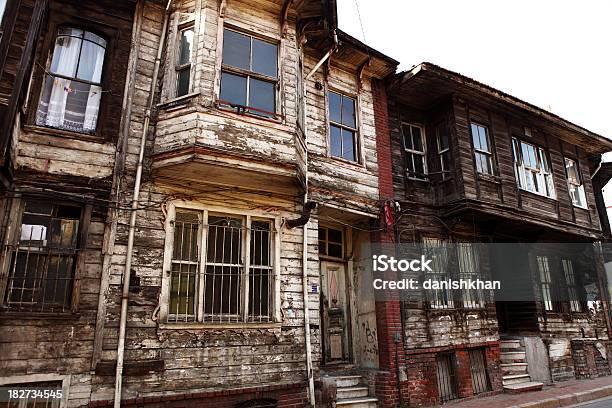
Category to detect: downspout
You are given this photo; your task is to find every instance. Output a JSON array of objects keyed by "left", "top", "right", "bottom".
[{"left": 113, "top": 1, "right": 172, "bottom": 407}]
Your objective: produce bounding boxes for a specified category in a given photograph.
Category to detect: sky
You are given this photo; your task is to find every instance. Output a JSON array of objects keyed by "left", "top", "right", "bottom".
[{"left": 338, "top": 0, "right": 612, "bottom": 217}]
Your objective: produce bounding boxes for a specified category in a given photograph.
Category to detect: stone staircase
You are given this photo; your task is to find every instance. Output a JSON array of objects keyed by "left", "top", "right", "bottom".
[
  {"left": 327, "top": 375, "right": 378, "bottom": 408},
  {"left": 500, "top": 338, "right": 544, "bottom": 394}
]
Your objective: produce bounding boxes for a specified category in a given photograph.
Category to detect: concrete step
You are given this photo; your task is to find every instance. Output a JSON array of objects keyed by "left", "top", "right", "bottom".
[
  {"left": 337, "top": 386, "right": 370, "bottom": 399},
  {"left": 336, "top": 396, "right": 378, "bottom": 408},
  {"left": 501, "top": 363, "right": 528, "bottom": 376},
  {"left": 332, "top": 375, "right": 363, "bottom": 388},
  {"left": 503, "top": 381, "right": 544, "bottom": 394},
  {"left": 502, "top": 373, "right": 531, "bottom": 386},
  {"left": 500, "top": 351, "right": 526, "bottom": 363},
  {"left": 500, "top": 339, "right": 522, "bottom": 350}
]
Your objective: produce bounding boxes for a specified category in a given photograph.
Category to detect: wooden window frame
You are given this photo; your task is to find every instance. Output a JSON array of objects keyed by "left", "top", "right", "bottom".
[
  {"left": 217, "top": 25, "right": 280, "bottom": 119},
  {"left": 470, "top": 122, "right": 495, "bottom": 176},
  {"left": 327, "top": 89, "right": 360, "bottom": 163},
  {"left": 318, "top": 225, "right": 344, "bottom": 260},
  {"left": 160, "top": 202, "right": 281, "bottom": 326},
  {"left": 25, "top": 6, "right": 120, "bottom": 142},
  {"left": 402, "top": 122, "right": 428, "bottom": 181},
  {"left": 174, "top": 22, "right": 195, "bottom": 98},
  {"left": 564, "top": 157, "right": 587, "bottom": 209},
  {"left": 436, "top": 122, "right": 451, "bottom": 179},
  {"left": 512, "top": 137, "right": 556, "bottom": 199},
  {"left": 561, "top": 258, "right": 583, "bottom": 313},
  {"left": 0, "top": 197, "right": 91, "bottom": 316}
]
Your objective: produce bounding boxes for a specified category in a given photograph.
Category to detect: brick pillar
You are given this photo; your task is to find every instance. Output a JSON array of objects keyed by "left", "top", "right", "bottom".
[
  {"left": 455, "top": 350, "right": 474, "bottom": 399},
  {"left": 371, "top": 78, "right": 409, "bottom": 407}
]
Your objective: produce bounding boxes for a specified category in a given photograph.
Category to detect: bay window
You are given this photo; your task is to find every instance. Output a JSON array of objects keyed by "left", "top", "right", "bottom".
[
  {"left": 512, "top": 138, "right": 555, "bottom": 198},
  {"left": 564, "top": 158, "right": 587, "bottom": 208}
]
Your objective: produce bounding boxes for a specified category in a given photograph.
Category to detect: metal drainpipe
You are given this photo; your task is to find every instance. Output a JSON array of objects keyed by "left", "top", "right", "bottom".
[{"left": 113, "top": 1, "right": 172, "bottom": 407}]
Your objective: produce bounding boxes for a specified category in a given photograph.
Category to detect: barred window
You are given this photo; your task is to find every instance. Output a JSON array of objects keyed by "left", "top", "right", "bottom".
[
  {"left": 470, "top": 123, "right": 494, "bottom": 175},
  {"left": 457, "top": 243, "right": 485, "bottom": 309},
  {"left": 562, "top": 259, "right": 582, "bottom": 313},
  {"left": 1, "top": 201, "right": 81, "bottom": 313},
  {"left": 423, "top": 238, "right": 452, "bottom": 309},
  {"left": 537, "top": 255, "right": 556, "bottom": 311},
  {"left": 165, "top": 208, "right": 277, "bottom": 324},
  {"left": 2, "top": 381, "right": 63, "bottom": 407},
  {"left": 403, "top": 123, "right": 427, "bottom": 180}
]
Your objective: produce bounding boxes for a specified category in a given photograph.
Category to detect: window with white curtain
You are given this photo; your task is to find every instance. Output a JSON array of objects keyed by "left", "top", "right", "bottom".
[
  {"left": 36, "top": 27, "right": 106, "bottom": 134},
  {"left": 512, "top": 138, "right": 555, "bottom": 198},
  {"left": 564, "top": 158, "right": 587, "bottom": 208}
]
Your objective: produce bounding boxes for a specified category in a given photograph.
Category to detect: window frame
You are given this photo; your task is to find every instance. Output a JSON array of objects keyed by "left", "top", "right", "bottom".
[
  {"left": 402, "top": 122, "right": 428, "bottom": 181},
  {"left": 456, "top": 242, "right": 486, "bottom": 309},
  {"left": 564, "top": 157, "right": 587, "bottom": 209},
  {"left": 318, "top": 225, "right": 344, "bottom": 260},
  {"left": 217, "top": 25, "right": 280, "bottom": 119},
  {"left": 160, "top": 202, "right": 281, "bottom": 326},
  {"left": 327, "top": 89, "right": 360, "bottom": 163},
  {"left": 0, "top": 198, "right": 90, "bottom": 315},
  {"left": 512, "top": 137, "right": 556, "bottom": 199},
  {"left": 561, "top": 258, "right": 583, "bottom": 313},
  {"left": 470, "top": 122, "right": 495, "bottom": 176},
  {"left": 174, "top": 22, "right": 195, "bottom": 98},
  {"left": 0, "top": 374, "right": 71, "bottom": 408},
  {"left": 436, "top": 122, "right": 451, "bottom": 179}
]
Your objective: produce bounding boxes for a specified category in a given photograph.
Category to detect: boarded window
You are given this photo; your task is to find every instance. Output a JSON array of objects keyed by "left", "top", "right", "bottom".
[
  {"left": 470, "top": 123, "right": 494, "bottom": 175},
  {"left": 436, "top": 352, "right": 458, "bottom": 402},
  {"left": 36, "top": 27, "right": 106, "bottom": 133},
  {"left": 402, "top": 123, "right": 427, "bottom": 180},
  {"left": 220, "top": 28, "right": 278, "bottom": 117},
  {"left": 3, "top": 201, "right": 81, "bottom": 313},
  {"left": 167, "top": 209, "right": 276, "bottom": 324},
  {"left": 328, "top": 91, "right": 358, "bottom": 162}
]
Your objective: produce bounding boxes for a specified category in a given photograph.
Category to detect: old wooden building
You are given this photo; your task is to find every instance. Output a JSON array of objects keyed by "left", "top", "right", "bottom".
[{"left": 0, "top": 1, "right": 611, "bottom": 408}]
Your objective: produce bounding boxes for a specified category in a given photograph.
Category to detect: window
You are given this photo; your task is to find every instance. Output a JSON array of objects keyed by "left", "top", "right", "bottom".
[
  {"left": 469, "top": 349, "right": 491, "bottom": 395},
  {"left": 175, "top": 25, "right": 194, "bottom": 97},
  {"left": 219, "top": 28, "right": 278, "bottom": 117},
  {"left": 402, "top": 123, "right": 427, "bottom": 180},
  {"left": 319, "top": 226, "right": 343, "bottom": 259},
  {"left": 423, "top": 238, "right": 452, "bottom": 309},
  {"left": 562, "top": 259, "right": 582, "bottom": 312},
  {"left": 0, "top": 0, "right": 6, "bottom": 25},
  {"left": 537, "top": 255, "right": 557, "bottom": 312},
  {"left": 565, "top": 158, "right": 587, "bottom": 208},
  {"left": 512, "top": 138, "right": 555, "bottom": 198},
  {"left": 470, "top": 123, "right": 494, "bottom": 175},
  {"left": 457, "top": 243, "right": 485, "bottom": 308},
  {"left": 165, "top": 208, "right": 277, "bottom": 323},
  {"left": 328, "top": 91, "right": 358, "bottom": 161},
  {"left": 36, "top": 27, "right": 106, "bottom": 133},
  {"left": 436, "top": 352, "right": 458, "bottom": 403},
  {"left": 436, "top": 123, "right": 451, "bottom": 178},
  {"left": 2, "top": 201, "right": 81, "bottom": 313}
]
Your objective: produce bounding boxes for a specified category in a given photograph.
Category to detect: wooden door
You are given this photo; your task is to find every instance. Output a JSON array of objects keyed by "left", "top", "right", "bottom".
[{"left": 321, "top": 261, "right": 350, "bottom": 364}]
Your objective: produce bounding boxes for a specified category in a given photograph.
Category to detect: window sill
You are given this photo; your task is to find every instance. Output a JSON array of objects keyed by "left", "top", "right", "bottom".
[
  {"left": 477, "top": 173, "right": 501, "bottom": 184},
  {"left": 328, "top": 155, "right": 365, "bottom": 169},
  {"left": 0, "top": 310, "right": 80, "bottom": 320},
  {"left": 573, "top": 204, "right": 589, "bottom": 211},
  {"left": 157, "top": 92, "right": 199, "bottom": 110},
  {"left": 406, "top": 174, "right": 429, "bottom": 183},
  {"left": 23, "top": 124, "right": 106, "bottom": 144},
  {"left": 518, "top": 187, "right": 557, "bottom": 201},
  {"left": 158, "top": 322, "right": 282, "bottom": 330},
  {"left": 215, "top": 102, "right": 283, "bottom": 125}
]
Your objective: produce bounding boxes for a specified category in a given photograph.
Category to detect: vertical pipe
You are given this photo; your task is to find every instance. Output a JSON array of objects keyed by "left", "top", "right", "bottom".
[{"left": 114, "top": 1, "right": 173, "bottom": 407}]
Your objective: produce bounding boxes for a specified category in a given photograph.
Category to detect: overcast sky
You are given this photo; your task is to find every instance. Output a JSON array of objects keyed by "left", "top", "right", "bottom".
[{"left": 338, "top": 0, "right": 612, "bottom": 215}]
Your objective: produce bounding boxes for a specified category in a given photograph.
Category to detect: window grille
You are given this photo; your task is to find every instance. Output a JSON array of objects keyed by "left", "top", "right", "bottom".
[
  {"left": 328, "top": 91, "right": 358, "bottom": 162},
  {"left": 512, "top": 138, "right": 555, "bottom": 198},
  {"left": 423, "top": 238, "right": 453, "bottom": 309},
  {"left": 402, "top": 123, "right": 427, "bottom": 180},
  {"left": 36, "top": 27, "right": 106, "bottom": 133},
  {"left": 562, "top": 259, "right": 582, "bottom": 312},
  {"left": 457, "top": 243, "right": 485, "bottom": 308},
  {"left": 167, "top": 209, "right": 276, "bottom": 324},
  {"left": 469, "top": 349, "right": 491, "bottom": 395},
  {"left": 564, "top": 158, "right": 587, "bottom": 208},
  {"left": 470, "top": 123, "right": 494, "bottom": 175},
  {"left": 3, "top": 381, "right": 63, "bottom": 407},
  {"left": 537, "top": 255, "right": 556, "bottom": 311},
  {"left": 2, "top": 201, "right": 81, "bottom": 313},
  {"left": 436, "top": 352, "right": 458, "bottom": 403}
]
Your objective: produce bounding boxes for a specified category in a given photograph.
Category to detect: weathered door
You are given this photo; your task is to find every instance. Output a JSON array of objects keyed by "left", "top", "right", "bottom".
[{"left": 321, "top": 261, "right": 351, "bottom": 364}]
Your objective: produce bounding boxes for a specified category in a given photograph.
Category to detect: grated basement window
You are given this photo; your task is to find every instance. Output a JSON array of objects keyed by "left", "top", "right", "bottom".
[
  {"left": 2, "top": 201, "right": 81, "bottom": 313},
  {"left": 436, "top": 352, "right": 458, "bottom": 403},
  {"left": 469, "top": 348, "right": 491, "bottom": 395},
  {"left": 3, "top": 380, "right": 63, "bottom": 407}
]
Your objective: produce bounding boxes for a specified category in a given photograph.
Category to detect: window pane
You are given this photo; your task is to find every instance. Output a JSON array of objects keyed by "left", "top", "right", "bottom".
[
  {"left": 341, "top": 96, "right": 356, "bottom": 128},
  {"left": 471, "top": 124, "right": 481, "bottom": 150},
  {"left": 330, "top": 125, "right": 342, "bottom": 157},
  {"left": 178, "top": 28, "right": 194, "bottom": 65},
  {"left": 328, "top": 243, "right": 342, "bottom": 258},
  {"left": 50, "top": 35, "right": 82, "bottom": 77},
  {"left": 170, "top": 263, "right": 197, "bottom": 317},
  {"left": 328, "top": 228, "right": 342, "bottom": 244},
  {"left": 222, "top": 29, "right": 250, "bottom": 70},
  {"left": 76, "top": 40, "right": 105, "bottom": 83},
  {"left": 328, "top": 91, "right": 342, "bottom": 124},
  {"left": 411, "top": 126, "right": 423, "bottom": 151},
  {"left": 249, "top": 78, "right": 275, "bottom": 114},
  {"left": 220, "top": 72, "right": 247, "bottom": 106},
  {"left": 565, "top": 159, "right": 580, "bottom": 183},
  {"left": 207, "top": 215, "right": 243, "bottom": 264},
  {"left": 176, "top": 69, "right": 190, "bottom": 97},
  {"left": 438, "top": 125, "right": 449, "bottom": 150},
  {"left": 341, "top": 129, "right": 355, "bottom": 161},
  {"left": 84, "top": 31, "right": 107, "bottom": 47},
  {"left": 402, "top": 124, "right": 413, "bottom": 150},
  {"left": 252, "top": 38, "right": 278, "bottom": 77},
  {"left": 478, "top": 126, "right": 489, "bottom": 152},
  {"left": 250, "top": 221, "right": 271, "bottom": 266}
]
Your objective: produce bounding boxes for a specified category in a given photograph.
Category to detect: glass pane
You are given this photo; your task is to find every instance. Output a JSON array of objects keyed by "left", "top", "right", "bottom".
[
  {"left": 173, "top": 211, "right": 200, "bottom": 261},
  {"left": 402, "top": 124, "right": 413, "bottom": 150},
  {"left": 176, "top": 69, "right": 190, "bottom": 97},
  {"left": 330, "top": 125, "right": 342, "bottom": 157},
  {"left": 411, "top": 126, "right": 423, "bottom": 151},
  {"left": 341, "top": 96, "right": 356, "bottom": 128},
  {"left": 219, "top": 72, "right": 247, "bottom": 106},
  {"left": 207, "top": 215, "right": 243, "bottom": 264},
  {"left": 84, "top": 31, "right": 107, "bottom": 47},
  {"left": 252, "top": 38, "right": 278, "bottom": 77},
  {"left": 405, "top": 153, "right": 415, "bottom": 173},
  {"left": 250, "top": 220, "right": 271, "bottom": 266},
  {"left": 471, "top": 124, "right": 480, "bottom": 150},
  {"left": 222, "top": 29, "right": 250, "bottom": 70},
  {"left": 49, "top": 218, "right": 79, "bottom": 248},
  {"left": 342, "top": 129, "right": 355, "bottom": 161},
  {"left": 50, "top": 35, "right": 82, "bottom": 77},
  {"left": 565, "top": 159, "right": 579, "bottom": 183},
  {"left": 25, "top": 201, "right": 54, "bottom": 215},
  {"left": 76, "top": 40, "right": 105, "bottom": 83},
  {"left": 170, "top": 263, "right": 197, "bottom": 316},
  {"left": 58, "top": 27, "right": 84, "bottom": 38},
  {"left": 438, "top": 125, "right": 449, "bottom": 150},
  {"left": 178, "top": 28, "right": 194, "bottom": 65},
  {"left": 249, "top": 78, "right": 275, "bottom": 114},
  {"left": 328, "top": 243, "right": 342, "bottom": 258},
  {"left": 20, "top": 215, "right": 50, "bottom": 245},
  {"left": 478, "top": 126, "right": 489, "bottom": 152},
  {"left": 328, "top": 228, "right": 342, "bottom": 244},
  {"left": 318, "top": 227, "right": 326, "bottom": 241},
  {"left": 413, "top": 154, "right": 425, "bottom": 175},
  {"left": 328, "top": 91, "right": 342, "bottom": 124}
]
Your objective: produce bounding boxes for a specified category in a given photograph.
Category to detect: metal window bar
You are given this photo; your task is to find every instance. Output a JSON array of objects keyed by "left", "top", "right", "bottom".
[
  {"left": 457, "top": 243, "right": 485, "bottom": 309},
  {"left": 537, "top": 256, "right": 554, "bottom": 311},
  {"left": 248, "top": 220, "right": 273, "bottom": 322},
  {"left": 3, "top": 205, "right": 79, "bottom": 313},
  {"left": 4, "top": 381, "right": 63, "bottom": 408},
  {"left": 436, "top": 352, "right": 458, "bottom": 403},
  {"left": 469, "top": 349, "right": 491, "bottom": 395},
  {"left": 562, "top": 259, "right": 582, "bottom": 312},
  {"left": 423, "top": 240, "right": 453, "bottom": 309}
]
